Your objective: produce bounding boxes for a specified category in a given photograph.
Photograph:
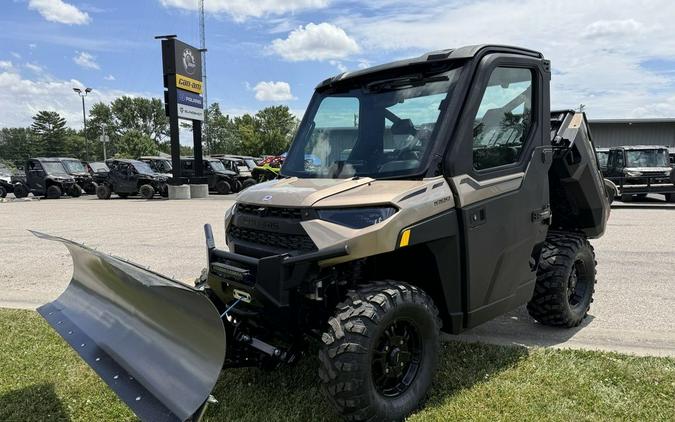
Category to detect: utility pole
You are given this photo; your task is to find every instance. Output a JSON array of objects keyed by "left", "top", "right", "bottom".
[
  {"left": 199, "top": 0, "right": 208, "bottom": 154},
  {"left": 73, "top": 87, "right": 92, "bottom": 160},
  {"left": 101, "top": 124, "right": 108, "bottom": 160}
]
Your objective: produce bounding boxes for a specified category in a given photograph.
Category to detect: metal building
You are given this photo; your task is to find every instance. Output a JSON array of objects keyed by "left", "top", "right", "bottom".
[{"left": 589, "top": 118, "right": 675, "bottom": 148}]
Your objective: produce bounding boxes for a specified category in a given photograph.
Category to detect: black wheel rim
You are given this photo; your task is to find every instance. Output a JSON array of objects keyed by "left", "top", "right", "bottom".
[
  {"left": 371, "top": 319, "right": 422, "bottom": 397},
  {"left": 567, "top": 258, "right": 591, "bottom": 310}
]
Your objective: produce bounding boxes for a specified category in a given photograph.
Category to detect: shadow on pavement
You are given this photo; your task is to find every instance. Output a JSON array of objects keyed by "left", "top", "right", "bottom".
[
  {"left": 0, "top": 383, "right": 70, "bottom": 422},
  {"left": 452, "top": 305, "right": 595, "bottom": 348}
]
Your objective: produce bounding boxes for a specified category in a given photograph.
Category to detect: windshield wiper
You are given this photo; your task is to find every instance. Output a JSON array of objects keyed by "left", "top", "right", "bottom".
[{"left": 365, "top": 74, "right": 449, "bottom": 92}]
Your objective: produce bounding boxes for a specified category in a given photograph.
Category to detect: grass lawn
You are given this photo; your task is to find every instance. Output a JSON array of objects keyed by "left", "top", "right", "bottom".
[{"left": 1, "top": 308, "right": 674, "bottom": 421}]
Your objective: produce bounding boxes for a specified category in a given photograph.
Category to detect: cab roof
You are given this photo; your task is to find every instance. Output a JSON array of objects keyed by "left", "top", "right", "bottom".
[
  {"left": 611, "top": 145, "right": 670, "bottom": 151},
  {"left": 316, "top": 44, "right": 543, "bottom": 90}
]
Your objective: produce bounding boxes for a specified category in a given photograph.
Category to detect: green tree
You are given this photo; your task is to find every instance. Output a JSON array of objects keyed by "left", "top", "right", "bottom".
[
  {"left": 253, "top": 105, "right": 297, "bottom": 156},
  {"left": 115, "top": 130, "right": 159, "bottom": 158},
  {"left": 0, "top": 128, "right": 38, "bottom": 166},
  {"left": 205, "top": 103, "right": 239, "bottom": 154},
  {"left": 31, "top": 111, "right": 67, "bottom": 156}
]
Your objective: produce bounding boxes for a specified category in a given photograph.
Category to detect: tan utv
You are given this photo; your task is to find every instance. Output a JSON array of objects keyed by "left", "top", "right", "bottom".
[{"left": 34, "top": 45, "right": 610, "bottom": 422}]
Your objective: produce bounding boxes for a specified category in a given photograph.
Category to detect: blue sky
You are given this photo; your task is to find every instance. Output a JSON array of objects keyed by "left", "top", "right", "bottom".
[{"left": 2, "top": 0, "right": 675, "bottom": 130}]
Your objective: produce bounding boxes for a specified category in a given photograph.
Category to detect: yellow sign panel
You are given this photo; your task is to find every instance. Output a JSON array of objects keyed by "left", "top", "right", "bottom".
[{"left": 176, "top": 74, "right": 203, "bottom": 94}]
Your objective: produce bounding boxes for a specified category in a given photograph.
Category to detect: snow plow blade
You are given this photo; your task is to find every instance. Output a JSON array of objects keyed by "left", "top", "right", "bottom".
[{"left": 32, "top": 231, "right": 226, "bottom": 422}]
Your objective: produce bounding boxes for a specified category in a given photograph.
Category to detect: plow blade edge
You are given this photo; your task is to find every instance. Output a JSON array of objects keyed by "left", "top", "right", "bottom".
[{"left": 33, "top": 231, "right": 226, "bottom": 421}]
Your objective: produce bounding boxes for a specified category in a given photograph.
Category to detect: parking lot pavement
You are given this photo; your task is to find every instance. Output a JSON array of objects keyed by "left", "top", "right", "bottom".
[{"left": 1, "top": 196, "right": 674, "bottom": 356}]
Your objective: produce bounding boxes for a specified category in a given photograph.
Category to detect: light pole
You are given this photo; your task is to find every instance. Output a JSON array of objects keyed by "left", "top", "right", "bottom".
[{"left": 73, "top": 87, "right": 92, "bottom": 160}]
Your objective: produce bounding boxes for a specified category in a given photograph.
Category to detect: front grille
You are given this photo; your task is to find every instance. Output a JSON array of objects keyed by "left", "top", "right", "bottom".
[
  {"left": 228, "top": 225, "right": 316, "bottom": 253},
  {"left": 237, "top": 203, "right": 303, "bottom": 220}
]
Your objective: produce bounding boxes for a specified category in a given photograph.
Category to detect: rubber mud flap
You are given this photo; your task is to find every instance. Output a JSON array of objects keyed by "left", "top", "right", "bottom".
[{"left": 31, "top": 231, "right": 226, "bottom": 422}]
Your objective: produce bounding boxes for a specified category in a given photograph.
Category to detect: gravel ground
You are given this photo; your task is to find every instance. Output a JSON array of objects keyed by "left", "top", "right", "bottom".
[{"left": 1, "top": 195, "right": 674, "bottom": 356}]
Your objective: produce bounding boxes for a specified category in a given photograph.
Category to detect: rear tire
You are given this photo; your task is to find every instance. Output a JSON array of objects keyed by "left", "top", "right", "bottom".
[
  {"left": 0, "top": 186, "right": 6, "bottom": 198},
  {"left": 215, "top": 179, "right": 231, "bottom": 195},
  {"left": 139, "top": 184, "right": 155, "bottom": 199},
  {"left": 96, "top": 184, "right": 112, "bottom": 200},
  {"left": 666, "top": 193, "right": 675, "bottom": 203},
  {"left": 319, "top": 281, "right": 440, "bottom": 421},
  {"left": 527, "top": 231, "right": 596, "bottom": 328},
  {"left": 13, "top": 183, "right": 28, "bottom": 198},
  {"left": 46, "top": 185, "right": 62, "bottom": 199}
]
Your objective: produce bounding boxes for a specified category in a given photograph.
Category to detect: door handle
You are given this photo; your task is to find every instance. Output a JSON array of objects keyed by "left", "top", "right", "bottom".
[
  {"left": 468, "top": 207, "right": 487, "bottom": 228},
  {"left": 531, "top": 206, "right": 552, "bottom": 225}
]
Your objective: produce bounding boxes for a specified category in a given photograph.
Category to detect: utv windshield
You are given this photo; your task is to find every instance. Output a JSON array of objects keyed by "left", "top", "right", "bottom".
[
  {"left": 154, "top": 160, "right": 172, "bottom": 173},
  {"left": 208, "top": 160, "right": 226, "bottom": 172},
  {"left": 42, "top": 161, "right": 69, "bottom": 175},
  {"left": 131, "top": 161, "right": 155, "bottom": 175},
  {"left": 283, "top": 65, "right": 462, "bottom": 178},
  {"left": 596, "top": 151, "right": 608, "bottom": 168},
  {"left": 625, "top": 149, "right": 669, "bottom": 167},
  {"left": 63, "top": 160, "right": 86, "bottom": 173}
]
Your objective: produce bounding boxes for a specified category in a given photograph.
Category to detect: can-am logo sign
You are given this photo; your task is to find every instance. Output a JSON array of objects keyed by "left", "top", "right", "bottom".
[{"left": 182, "top": 48, "right": 197, "bottom": 76}]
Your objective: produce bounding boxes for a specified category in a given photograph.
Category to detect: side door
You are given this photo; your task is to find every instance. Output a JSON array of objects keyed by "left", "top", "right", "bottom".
[
  {"left": 447, "top": 56, "right": 551, "bottom": 328},
  {"left": 117, "top": 163, "right": 136, "bottom": 193},
  {"left": 26, "top": 160, "right": 46, "bottom": 193}
]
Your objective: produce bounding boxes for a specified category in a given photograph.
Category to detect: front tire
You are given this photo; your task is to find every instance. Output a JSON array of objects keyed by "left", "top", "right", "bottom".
[
  {"left": 13, "top": 183, "right": 28, "bottom": 198},
  {"left": 0, "top": 185, "right": 6, "bottom": 198},
  {"left": 527, "top": 231, "right": 596, "bottom": 328},
  {"left": 241, "top": 178, "right": 257, "bottom": 190},
  {"left": 215, "top": 179, "right": 231, "bottom": 195},
  {"left": 68, "top": 185, "right": 82, "bottom": 197},
  {"left": 46, "top": 185, "right": 62, "bottom": 199},
  {"left": 139, "top": 184, "right": 155, "bottom": 199},
  {"left": 319, "top": 281, "right": 440, "bottom": 421}
]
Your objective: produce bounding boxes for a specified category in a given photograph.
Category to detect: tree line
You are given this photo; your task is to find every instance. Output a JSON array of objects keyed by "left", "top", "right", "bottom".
[{"left": 0, "top": 96, "right": 298, "bottom": 168}]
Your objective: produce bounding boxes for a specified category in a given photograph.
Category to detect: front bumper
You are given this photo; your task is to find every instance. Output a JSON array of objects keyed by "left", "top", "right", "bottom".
[
  {"left": 204, "top": 224, "right": 349, "bottom": 308},
  {"left": 612, "top": 176, "right": 675, "bottom": 195}
]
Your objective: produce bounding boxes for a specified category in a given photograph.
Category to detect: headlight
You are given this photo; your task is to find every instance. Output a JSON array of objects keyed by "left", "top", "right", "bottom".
[
  {"left": 625, "top": 170, "right": 642, "bottom": 177},
  {"left": 317, "top": 207, "right": 397, "bottom": 229}
]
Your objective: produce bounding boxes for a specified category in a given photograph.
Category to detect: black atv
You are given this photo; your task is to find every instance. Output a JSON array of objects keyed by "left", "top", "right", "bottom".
[
  {"left": 213, "top": 156, "right": 257, "bottom": 191},
  {"left": 96, "top": 159, "right": 168, "bottom": 199},
  {"left": 180, "top": 157, "right": 239, "bottom": 194},
  {"left": 12, "top": 158, "right": 81, "bottom": 199},
  {"left": 56, "top": 157, "right": 98, "bottom": 194},
  {"left": 0, "top": 167, "right": 13, "bottom": 198}
]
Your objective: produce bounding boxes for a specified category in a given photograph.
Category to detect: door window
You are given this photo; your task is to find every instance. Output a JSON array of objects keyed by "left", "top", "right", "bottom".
[{"left": 472, "top": 67, "right": 533, "bottom": 170}]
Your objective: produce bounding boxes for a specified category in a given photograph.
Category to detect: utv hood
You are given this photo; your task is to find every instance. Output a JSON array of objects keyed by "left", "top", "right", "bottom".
[{"left": 236, "top": 177, "right": 436, "bottom": 208}]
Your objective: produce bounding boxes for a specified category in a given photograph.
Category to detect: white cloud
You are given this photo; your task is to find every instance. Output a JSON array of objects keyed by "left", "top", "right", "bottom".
[
  {"left": 104, "top": 74, "right": 115, "bottom": 81},
  {"left": 0, "top": 66, "right": 146, "bottom": 129},
  {"left": 582, "top": 19, "right": 645, "bottom": 38},
  {"left": 253, "top": 81, "right": 296, "bottom": 101},
  {"left": 330, "top": 60, "right": 348, "bottom": 73},
  {"left": 28, "top": 0, "right": 91, "bottom": 25},
  {"left": 335, "top": 0, "right": 675, "bottom": 118},
  {"left": 0, "top": 61, "right": 13, "bottom": 70},
  {"left": 24, "top": 63, "right": 44, "bottom": 74},
  {"left": 73, "top": 51, "right": 100, "bottom": 70},
  {"left": 10, "top": 52, "right": 21, "bottom": 59},
  {"left": 159, "top": 0, "right": 328, "bottom": 21},
  {"left": 271, "top": 22, "right": 360, "bottom": 61}
]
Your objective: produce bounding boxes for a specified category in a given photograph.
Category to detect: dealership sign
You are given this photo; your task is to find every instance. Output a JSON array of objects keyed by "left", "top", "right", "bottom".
[
  {"left": 161, "top": 38, "right": 204, "bottom": 121},
  {"left": 178, "top": 103, "right": 204, "bottom": 121}
]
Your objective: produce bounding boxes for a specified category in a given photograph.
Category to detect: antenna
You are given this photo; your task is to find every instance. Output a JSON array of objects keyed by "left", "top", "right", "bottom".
[{"left": 199, "top": 0, "right": 209, "bottom": 153}]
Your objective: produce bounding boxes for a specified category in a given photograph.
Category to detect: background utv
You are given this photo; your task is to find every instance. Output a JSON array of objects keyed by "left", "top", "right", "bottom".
[{"left": 35, "top": 45, "right": 610, "bottom": 422}]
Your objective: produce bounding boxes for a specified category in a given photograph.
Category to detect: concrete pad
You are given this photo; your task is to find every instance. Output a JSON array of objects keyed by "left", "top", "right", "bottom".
[
  {"left": 190, "top": 184, "right": 209, "bottom": 198},
  {"left": 168, "top": 184, "right": 191, "bottom": 200}
]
